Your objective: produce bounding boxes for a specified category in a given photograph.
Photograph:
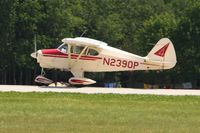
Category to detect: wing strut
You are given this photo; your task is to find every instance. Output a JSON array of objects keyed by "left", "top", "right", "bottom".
[
  {"left": 68, "top": 44, "right": 72, "bottom": 69},
  {"left": 69, "top": 46, "right": 88, "bottom": 78},
  {"left": 70, "top": 46, "right": 88, "bottom": 68}
]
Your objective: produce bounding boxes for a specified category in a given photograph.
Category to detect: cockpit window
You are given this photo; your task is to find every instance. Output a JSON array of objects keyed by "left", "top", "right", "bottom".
[
  {"left": 86, "top": 48, "right": 99, "bottom": 56},
  {"left": 71, "top": 45, "right": 85, "bottom": 54},
  {"left": 58, "top": 43, "right": 99, "bottom": 56},
  {"left": 58, "top": 43, "right": 68, "bottom": 53},
  {"left": 83, "top": 48, "right": 99, "bottom": 56}
]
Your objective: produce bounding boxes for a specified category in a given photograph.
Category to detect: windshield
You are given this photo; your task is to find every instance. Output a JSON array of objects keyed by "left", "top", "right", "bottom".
[{"left": 58, "top": 43, "right": 68, "bottom": 53}]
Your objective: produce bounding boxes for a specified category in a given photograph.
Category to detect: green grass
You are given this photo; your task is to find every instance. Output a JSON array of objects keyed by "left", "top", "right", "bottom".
[{"left": 0, "top": 92, "right": 200, "bottom": 133}]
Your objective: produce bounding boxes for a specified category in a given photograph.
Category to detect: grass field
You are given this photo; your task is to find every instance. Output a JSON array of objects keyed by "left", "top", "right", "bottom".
[{"left": 0, "top": 92, "right": 200, "bottom": 133}]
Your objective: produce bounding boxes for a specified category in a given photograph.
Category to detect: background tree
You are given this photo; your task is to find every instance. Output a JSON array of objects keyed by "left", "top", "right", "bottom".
[
  {"left": 173, "top": 1, "right": 200, "bottom": 88},
  {"left": 0, "top": 0, "right": 17, "bottom": 84}
]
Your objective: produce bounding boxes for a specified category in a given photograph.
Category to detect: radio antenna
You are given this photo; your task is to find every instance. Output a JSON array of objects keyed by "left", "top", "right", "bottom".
[{"left": 80, "top": 30, "right": 87, "bottom": 37}]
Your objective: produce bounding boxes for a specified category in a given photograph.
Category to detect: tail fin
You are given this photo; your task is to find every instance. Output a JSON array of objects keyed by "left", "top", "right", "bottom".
[{"left": 146, "top": 38, "right": 177, "bottom": 69}]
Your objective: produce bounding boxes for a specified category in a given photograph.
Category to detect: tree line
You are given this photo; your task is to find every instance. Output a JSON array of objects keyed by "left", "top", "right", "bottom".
[{"left": 0, "top": 0, "right": 199, "bottom": 88}]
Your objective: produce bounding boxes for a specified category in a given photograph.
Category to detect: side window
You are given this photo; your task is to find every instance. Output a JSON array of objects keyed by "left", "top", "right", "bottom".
[
  {"left": 87, "top": 48, "right": 99, "bottom": 56},
  {"left": 71, "top": 45, "right": 85, "bottom": 54},
  {"left": 69, "top": 45, "right": 99, "bottom": 56}
]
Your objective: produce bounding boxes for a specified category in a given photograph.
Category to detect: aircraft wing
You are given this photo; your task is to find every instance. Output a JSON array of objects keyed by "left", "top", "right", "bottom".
[{"left": 62, "top": 37, "right": 108, "bottom": 48}]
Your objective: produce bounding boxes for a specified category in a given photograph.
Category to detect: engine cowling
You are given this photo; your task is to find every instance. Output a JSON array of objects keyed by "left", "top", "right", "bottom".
[{"left": 68, "top": 77, "right": 96, "bottom": 85}]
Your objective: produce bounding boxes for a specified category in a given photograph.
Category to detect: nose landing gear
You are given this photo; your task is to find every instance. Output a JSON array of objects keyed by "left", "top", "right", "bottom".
[
  {"left": 34, "top": 68, "right": 53, "bottom": 86},
  {"left": 41, "top": 68, "right": 46, "bottom": 76}
]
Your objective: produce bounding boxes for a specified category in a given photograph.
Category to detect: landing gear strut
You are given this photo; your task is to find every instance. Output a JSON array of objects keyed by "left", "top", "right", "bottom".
[{"left": 41, "top": 68, "right": 46, "bottom": 76}]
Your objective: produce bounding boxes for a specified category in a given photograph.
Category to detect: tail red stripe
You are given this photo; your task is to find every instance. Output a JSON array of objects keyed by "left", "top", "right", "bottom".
[{"left": 154, "top": 43, "right": 170, "bottom": 57}]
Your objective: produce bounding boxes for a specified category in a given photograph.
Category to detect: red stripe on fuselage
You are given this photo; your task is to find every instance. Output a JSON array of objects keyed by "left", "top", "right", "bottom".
[
  {"left": 42, "top": 49, "right": 66, "bottom": 56},
  {"left": 41, "top": 49, "right": 102, "bottom": 60}
]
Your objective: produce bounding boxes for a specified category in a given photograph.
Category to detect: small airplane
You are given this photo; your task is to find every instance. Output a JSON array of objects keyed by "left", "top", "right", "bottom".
[{"left": 31, "top": 37, "right": 177, "bottom": 86}]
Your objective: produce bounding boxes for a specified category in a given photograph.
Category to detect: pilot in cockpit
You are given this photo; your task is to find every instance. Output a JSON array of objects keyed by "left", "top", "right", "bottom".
[{"left": 58, "top": 43, "right": 68, "bottom": 53}]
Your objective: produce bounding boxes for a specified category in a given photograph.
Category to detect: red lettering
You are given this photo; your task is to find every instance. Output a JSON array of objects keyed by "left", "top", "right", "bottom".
[
  {"left": 110, "top": 59, "right": 116, "bottom": 66},
  {"left": 133, "top": 62, "right": 139, "bottom": 68},
  {"left": 103, "top": 58, "right": 110, "bottom": 65},
  {"left": 122, "top": 60, "right": 127, "bottom": 67},
  {"left": 128, "top": 61, "right": 133, "bottom": 68},
  {"left": 103, "top": 57, "right": 139, "bottom": 69},
  {"left": 116, "top": 59, "right": 121, "bottom": 67}
]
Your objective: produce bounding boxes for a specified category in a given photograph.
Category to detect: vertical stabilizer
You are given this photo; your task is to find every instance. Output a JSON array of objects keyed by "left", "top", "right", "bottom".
[{"left": 146, "top": 38, "right": 177, "bottom": 69}]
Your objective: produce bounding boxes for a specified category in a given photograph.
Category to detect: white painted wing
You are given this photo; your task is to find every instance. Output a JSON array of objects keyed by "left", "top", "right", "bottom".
[{"left": 62, "top": 37, "right": 108, "bottom": 48}]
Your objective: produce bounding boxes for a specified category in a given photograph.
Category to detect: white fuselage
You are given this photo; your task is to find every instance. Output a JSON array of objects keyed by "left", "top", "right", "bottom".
[{"left": 36, "top": 45, "right": 156, "bottom": 74}]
